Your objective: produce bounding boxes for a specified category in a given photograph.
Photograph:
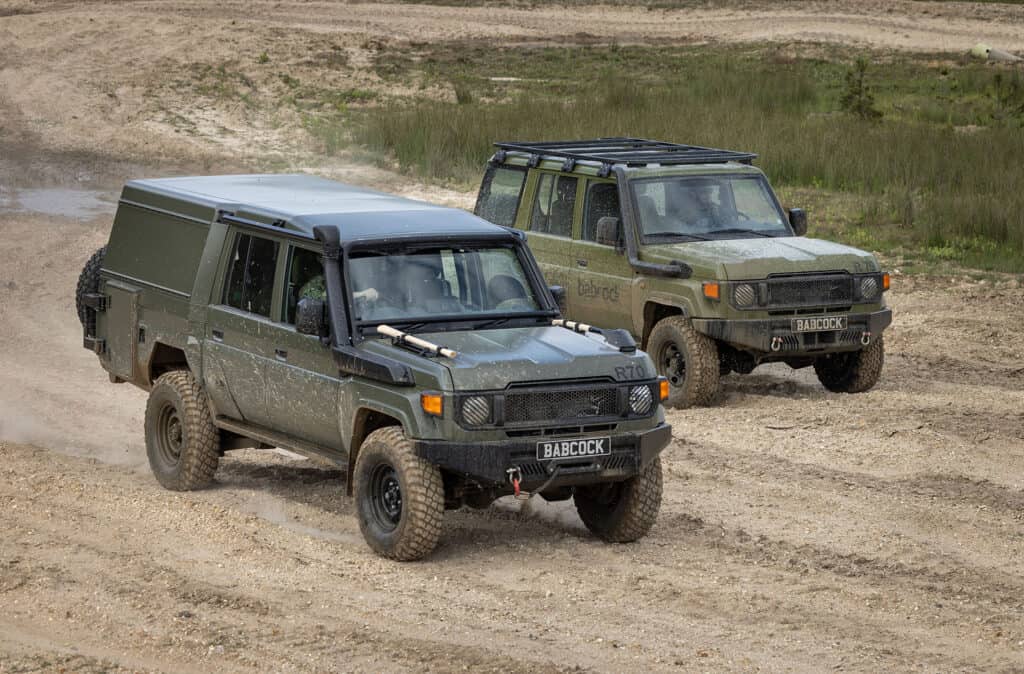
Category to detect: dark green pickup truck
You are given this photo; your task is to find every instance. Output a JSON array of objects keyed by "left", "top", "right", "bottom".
[
  {"left": 474, "top": 138, "right": 892, "bottom": 407},
  {"left": 76, "top": 174, "right": 671, "bottom": 560}
]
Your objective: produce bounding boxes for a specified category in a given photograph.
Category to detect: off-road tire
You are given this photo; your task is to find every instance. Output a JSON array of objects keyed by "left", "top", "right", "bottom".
[
  {"left": 814, "top": 336, "right": 884, "bottom": 393},
  {"left": 574, "top": 458, "right": 663, "bottom": 543},
  {"left": 354, "top": 427, "right": 444, "bottom": 561},
  {"left": 144, "top": 370, "right": 220, "bottom": 490},
  {"left": 648, "top": 316, "right": 719, "bottom": 408},
  {"left": 75, "top": 246, "right": 107, "bottom": 327}
]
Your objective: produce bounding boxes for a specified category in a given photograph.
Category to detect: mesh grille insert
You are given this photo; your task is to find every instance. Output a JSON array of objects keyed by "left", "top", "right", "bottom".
[
  {"left": 505, "top": 386, "right": 620, "bottom": 424},
  {"left": 766, "top": 275, "right": 853, "bottom": 308}
]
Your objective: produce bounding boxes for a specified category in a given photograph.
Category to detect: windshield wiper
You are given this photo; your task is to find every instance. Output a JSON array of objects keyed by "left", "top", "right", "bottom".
[
  {"left": 475, "top": 317, "right": 512, "bottom": 330},
  {"left": 646, "top": 232, "right": 712, "bottom": 242},
  {"left": 707, "top": 228, "right": 777, "bottom": 238},
  {"left": 476, "top": 313, "right": 548, "bottom": 330},
  {"left": 377, "top": 321, "right": 427, "bottom": 333}
]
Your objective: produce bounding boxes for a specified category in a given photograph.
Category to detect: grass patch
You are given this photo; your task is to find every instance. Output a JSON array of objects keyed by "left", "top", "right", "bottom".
[{"left": 338, "top": 43, "right": 1024, "bottom": 272}]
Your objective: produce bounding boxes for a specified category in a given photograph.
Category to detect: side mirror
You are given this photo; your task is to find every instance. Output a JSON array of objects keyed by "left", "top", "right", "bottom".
[
  {"left": 296, "top": 297, "right": 327, "bottom": 338},
  {"left": 788, "top": 208, "right": 808, "bottom": 236},
  {"left": 548, "top": 285, "right": 567, "bottom": 314},
  {"left": 595, "top": 216, "right": 623, "bottom": 251}
]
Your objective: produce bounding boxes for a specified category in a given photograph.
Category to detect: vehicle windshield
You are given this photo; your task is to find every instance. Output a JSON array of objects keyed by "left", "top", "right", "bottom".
[
  {"left": 632, "top": 175, "right": 790, "bottom": 241},
  {"left": 348, "top": 245, "right": 546, "bottom": 326}
]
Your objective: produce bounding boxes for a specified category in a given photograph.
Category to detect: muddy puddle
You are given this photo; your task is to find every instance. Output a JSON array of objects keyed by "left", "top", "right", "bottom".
[{"left": 0, "top": 186, "right": 114, "bottom": 219}]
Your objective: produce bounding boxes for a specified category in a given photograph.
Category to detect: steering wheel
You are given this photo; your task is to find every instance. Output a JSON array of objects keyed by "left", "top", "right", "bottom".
[{"left": 495, "top": 298, "right": 533, "bottom": 312}]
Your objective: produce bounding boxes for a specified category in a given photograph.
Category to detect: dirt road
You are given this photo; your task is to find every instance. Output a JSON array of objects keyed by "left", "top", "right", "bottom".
[
  {"left": 3, "top": 2, "right": 1024, "bottom": 672},
  {"left": 3, "top": 190, "right": 1023, "bottom": 673}
]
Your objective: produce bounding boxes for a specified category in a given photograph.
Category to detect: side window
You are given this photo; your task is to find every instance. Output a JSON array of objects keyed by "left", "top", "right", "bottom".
[
  {"left": 475, "top": 166, "right": 526, "bottom": 227},
  {"left": 548, "top": 176, "right": 577, "bottom": 237},
  {"left": 582, "top": 182, "right": 622, "bottom": 242},
  {"left": 223, "top": 233, "right": 279, "bottom": 318},
  {"left": 530, "top": 174, "right": 554, "bottom": 232},
  {"left": 283, "top": 246, "right": 324, "bottom": 324},
  {"left": 531, "top": 174, "right": 577, "bottom": 237}
]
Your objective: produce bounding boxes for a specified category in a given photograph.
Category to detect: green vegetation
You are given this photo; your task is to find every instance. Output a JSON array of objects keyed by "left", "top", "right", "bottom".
[
  {"left": 316, "top": 43, "right": 1024, "bottom": 272},
  {"left": 839, "top": 57, "right": 882, "bottom": 121}
]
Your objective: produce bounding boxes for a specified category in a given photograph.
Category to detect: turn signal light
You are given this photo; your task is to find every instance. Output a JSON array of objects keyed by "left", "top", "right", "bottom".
[
  {"left": 421, "top": 392, "right": 443, "bottom": 417},
  {"left": 658, "top": 378, "right": 670, "bottom": 401},
  {"left": 702, "top": 281, "right": 720, "bottom": 300},
  {"left": 882, "top": 272, "right": 891, "bottom": 291}
]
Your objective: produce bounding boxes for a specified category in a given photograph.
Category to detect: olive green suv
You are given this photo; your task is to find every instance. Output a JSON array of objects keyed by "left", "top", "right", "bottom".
[
  {"left": 474, "top": 138, "right": 892, "bottom": 408},
  {"left": 77, "top": 174, "right": 671, "bottom": 560}
]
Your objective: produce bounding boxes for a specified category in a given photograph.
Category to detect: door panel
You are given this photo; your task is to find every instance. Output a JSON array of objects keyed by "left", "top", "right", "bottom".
[
  {"left": 568, "top": 240, "right": 634, "bottom": 331},
  {"left": 571, "top": 179, "right": 632, "bottom": 330},
  {"left": 264, "top": 326, "right": 344, "bottom": 451},
  {"left": 525, "top": 232, "right": 575, "bottom": 304},
  {"left": 204, "top": 305, "right": 272, "bottom": 426}
]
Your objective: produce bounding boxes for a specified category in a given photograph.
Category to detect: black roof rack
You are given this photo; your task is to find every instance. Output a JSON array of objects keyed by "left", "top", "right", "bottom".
[{"left": 493, "top": 137, "right": 757, "bottom": 172}]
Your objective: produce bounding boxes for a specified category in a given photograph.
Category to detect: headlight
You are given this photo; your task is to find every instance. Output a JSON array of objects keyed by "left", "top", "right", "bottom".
[
  {"left": 461, "top": 395, "right": 491, "bottom": 426},
  {"left": 733, "top": 283, "right": 756, "bottom": 307},
  {"left": 860, "top": 276, "right": 879, "bottom": 301},
  {"left": 628, "top": 385, "right": 654, "bottom": 416}
]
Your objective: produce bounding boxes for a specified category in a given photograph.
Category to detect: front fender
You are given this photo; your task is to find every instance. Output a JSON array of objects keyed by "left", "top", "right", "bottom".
[
  {"left": 636, "top": 293, "right": 696, "bottom": 341},
  {"left": 342, "top": 383, "right": 450, "bottom": 450}
]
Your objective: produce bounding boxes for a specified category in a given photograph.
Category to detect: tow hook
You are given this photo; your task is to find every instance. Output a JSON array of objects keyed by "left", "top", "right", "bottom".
[
  {"left": 770, "top": 336, "right": 783, "bottom": 352},
  {"left": 506, "top": 467, "right": 528, "bottom": 501},
  {"left": 861, "top": 331, "right": 872, "bottom": 346}
]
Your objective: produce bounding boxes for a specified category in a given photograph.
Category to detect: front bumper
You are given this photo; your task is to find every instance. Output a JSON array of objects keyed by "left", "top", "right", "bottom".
[
  {"left": 692, "top": 308, "right": 892, "bottom": 356},
  {"left": 412, "top": 423, "right": 672, "bottom": 489}
]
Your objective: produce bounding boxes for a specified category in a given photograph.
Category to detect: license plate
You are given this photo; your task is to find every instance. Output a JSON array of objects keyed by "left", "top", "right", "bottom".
[
  {"left": 537, "top": 436, "right": 612, "bottom": 461},
  {"left": 791, "top": 316, "right": 848, "bottom": 333}
]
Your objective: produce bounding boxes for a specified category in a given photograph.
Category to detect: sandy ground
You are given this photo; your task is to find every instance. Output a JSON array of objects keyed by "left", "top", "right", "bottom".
[{"left": 2, "top": 1, "right": 1024, "bottom": 672}]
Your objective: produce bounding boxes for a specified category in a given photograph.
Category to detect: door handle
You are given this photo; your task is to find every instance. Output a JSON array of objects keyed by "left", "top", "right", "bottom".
[
  {"left": 275, "top": 348, "right": 288, "bottom": 361},
  {"left": 576, "top": 259, "right": 588, "bottom": 268},
  {"left": 211, "top": 329, "right": 224, "bottom": 342}
]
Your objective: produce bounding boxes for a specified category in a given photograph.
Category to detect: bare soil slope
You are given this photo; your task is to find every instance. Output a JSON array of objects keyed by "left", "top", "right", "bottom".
[{"left": 2, "top": 2, "right": 1024, "bottom": 672}]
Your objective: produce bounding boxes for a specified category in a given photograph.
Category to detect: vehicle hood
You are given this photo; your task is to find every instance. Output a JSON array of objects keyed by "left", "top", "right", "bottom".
[
  {"left": 419, "top": 325, "right": 652, "bottom": 391},
  {"left": 644, "top": 236, "right": 879, "bottom": 280}
]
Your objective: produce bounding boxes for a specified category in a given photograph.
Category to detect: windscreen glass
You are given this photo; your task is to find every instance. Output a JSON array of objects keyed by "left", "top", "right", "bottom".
[
  {"left": 348, "top": 246, "right": 542, "bottom": 323},
  {"left": 632, "top": 175, "right": 790, "bottom": 241}
]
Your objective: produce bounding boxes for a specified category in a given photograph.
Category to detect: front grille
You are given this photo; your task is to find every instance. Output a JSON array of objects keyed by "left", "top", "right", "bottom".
[
  {"left": 765, "top": 274, "right": 853, "bottom": 309},
  {"left": 505, "top": 386, "right": 620, "bottom": 424}
]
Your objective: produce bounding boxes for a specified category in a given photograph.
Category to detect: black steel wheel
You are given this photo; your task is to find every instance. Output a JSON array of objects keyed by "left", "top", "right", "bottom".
[
  {"left": 354, "top": 427, "right": 444, "bottom": 561},
  {"left": 153, "top": 402, "right": 184, "bottom": 466},
  {"left": 646, "top": 316, "right": 719, "bottom": 408},
  {"left": 144, "top": 370, "right": 220, "bottom": 490},
  {"left": 368, "top": 464, "right": 403, "bottom": 532},
  {"left": 659, "top": 341, "right": 686, "bottom": 389}
]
